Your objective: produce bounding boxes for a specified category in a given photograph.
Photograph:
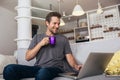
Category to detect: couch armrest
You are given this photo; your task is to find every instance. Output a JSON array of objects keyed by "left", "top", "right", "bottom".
[{"left": 0, "top": 54, "right": 17, "bottom": 74}]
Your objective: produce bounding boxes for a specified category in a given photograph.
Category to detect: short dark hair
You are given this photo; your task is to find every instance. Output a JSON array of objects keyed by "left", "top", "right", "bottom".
[{"left": 45, "top": 12, "right": 61, "bottom": 23}]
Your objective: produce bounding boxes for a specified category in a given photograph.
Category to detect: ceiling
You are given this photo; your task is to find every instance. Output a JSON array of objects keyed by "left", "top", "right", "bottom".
[
  {"left": 0, "top": 0, "right": 120, "bottom": 25},
  {"left": 32, "top": 0, "right": 120, "bottom": 16}
]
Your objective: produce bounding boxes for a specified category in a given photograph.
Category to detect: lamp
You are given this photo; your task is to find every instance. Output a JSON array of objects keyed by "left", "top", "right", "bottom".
[
  {"left": 97, "top": 0, "right": 103, "bottom": 14},
  {"left": 60, "top": 19, "right": 65, "bottom": 26},
  {"left": 72, "top": 0, "right": 85, "bottom": 16}
]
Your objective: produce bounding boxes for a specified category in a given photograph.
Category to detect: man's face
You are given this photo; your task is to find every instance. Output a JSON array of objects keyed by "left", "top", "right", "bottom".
[{"left": 46, "top": 16, "right": 60, "bottom": 34}]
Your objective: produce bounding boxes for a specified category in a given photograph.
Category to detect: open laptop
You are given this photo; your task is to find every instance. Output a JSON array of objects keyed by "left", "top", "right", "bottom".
[{"left": 59, "top": 52, "right": 113, "bottom": 79}]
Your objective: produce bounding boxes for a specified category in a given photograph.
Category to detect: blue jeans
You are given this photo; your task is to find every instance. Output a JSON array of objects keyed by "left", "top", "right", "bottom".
[{"left": 3, "top": 64, "right": 63, "bottom": 80}]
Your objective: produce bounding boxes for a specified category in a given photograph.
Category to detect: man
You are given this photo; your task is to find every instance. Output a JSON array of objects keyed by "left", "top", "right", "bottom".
[{"left": 3, "top": 12, "right": 81, "bottom": 80}]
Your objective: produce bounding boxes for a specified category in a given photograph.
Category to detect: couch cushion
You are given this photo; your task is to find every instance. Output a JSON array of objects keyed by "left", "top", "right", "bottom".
[
  {"left": 0, "top": 75, "right": 3, "bottom": 79},
  {"left": 0, "top": 54, "right": 17, "bottom": 74},
  {"left": 80, "top": 74, "right": 120, "bottom": 80},
  {"left": 17, "top": 48, "right": 36, "bottom": 66},
  {"left": 20, "top": 77, "right": 73, "bottom": 80},
  {"left": 21, "top": 78, "right": 34, "bottom": 80},
  {"left": 53, "top": 77, "right": 73, "bottom": 80}
]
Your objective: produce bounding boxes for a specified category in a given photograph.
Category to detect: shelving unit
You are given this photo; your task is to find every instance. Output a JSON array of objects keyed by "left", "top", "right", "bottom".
[
  {"left": 58, "top": 27, "right": 89, "bottom": 43},
  {"left": 60, "top": 4, "right": 120, "bottom": 43},
  {"left": 57, "top": 29, "right": 74, "bottom": 43},
  {"left": 58, "top": 29, "right": 74, "bottom": 34},
  {"left": 31, "top": 4, "right": 120, "bottom": 44},
  {"left": 89, "top": 24, "right": 103, "bottom": 41},
  {"left": 57, "top": 28, "right": 74, "bottom": 43},
  {"left": 87, "top": 4, "right": 120, "bottom": 41},
  {"left": 74, "top": 27, "right": 89, "bottom": 43}
]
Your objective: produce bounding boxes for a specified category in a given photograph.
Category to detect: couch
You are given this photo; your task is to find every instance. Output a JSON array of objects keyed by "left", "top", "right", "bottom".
[{"left": 0, "top": 48, "right": 120, "bottom": 80}]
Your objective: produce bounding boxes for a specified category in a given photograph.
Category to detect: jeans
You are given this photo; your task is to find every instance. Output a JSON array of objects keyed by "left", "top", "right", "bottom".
[{"left": 3, "top": 64, "right": 63, "bottom": 80}]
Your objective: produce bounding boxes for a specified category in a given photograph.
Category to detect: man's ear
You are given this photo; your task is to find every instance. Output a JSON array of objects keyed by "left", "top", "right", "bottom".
[{"left": 45, "top": 21, "right": 49, "bottom": 26}]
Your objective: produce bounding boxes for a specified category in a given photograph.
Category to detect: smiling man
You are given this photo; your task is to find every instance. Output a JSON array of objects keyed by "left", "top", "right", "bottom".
[{"left": 3, "top": 12, "right": 81, "bottom": 80}]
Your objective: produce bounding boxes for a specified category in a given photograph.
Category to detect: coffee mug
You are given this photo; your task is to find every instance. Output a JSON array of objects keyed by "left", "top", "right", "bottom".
[{"left": 49, "top": 36, "right": 56, "bottom": 46}]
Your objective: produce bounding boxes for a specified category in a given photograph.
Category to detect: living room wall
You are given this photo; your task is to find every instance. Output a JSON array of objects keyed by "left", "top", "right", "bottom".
[{"left": 0, "top": 7, "right": 17, "bottom": 55}]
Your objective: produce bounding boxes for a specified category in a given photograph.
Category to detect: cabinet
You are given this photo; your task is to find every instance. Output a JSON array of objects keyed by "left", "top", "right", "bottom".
[{"left": 74, "top": 27, "right": 89, "bottom": 43}]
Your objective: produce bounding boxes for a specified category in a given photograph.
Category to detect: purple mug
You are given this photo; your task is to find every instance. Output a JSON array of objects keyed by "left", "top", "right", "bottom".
[{"left": 49, "top": 36, "right": 56, "bottom": 46}]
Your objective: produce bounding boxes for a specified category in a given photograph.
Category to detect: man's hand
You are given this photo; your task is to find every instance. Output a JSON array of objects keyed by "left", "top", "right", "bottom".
[
  {"left": 66, "top": 54, "right": 82, "bottom": 71},
  {"left": 25, "top": 37, "right": 49, "bottom": 61},
  {"left": 74, "top": 64, "right": 82, "bottom": 71},
  {"left": 40, "top": 37, "right": 49, "bottom": 46}
]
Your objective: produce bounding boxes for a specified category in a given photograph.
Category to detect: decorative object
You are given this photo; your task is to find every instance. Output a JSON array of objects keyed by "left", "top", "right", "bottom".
[{"left": 80, "top": 22, "right": 87, "bottom": 27}]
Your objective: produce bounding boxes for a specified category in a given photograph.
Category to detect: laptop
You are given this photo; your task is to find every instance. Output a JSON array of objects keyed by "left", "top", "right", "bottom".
[{"left": 59, "top": 52, "right": 113, "bottom": 79}]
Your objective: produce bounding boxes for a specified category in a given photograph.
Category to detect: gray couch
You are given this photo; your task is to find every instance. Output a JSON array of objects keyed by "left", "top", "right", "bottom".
[
  {"left": 17, "top": 49, "right": 120, "bottom": 80},
  {"left": 0, "top": 48, "right": 120, "bottom": 80}
]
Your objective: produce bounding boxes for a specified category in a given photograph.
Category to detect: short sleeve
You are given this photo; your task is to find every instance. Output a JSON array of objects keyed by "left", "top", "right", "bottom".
[
  {"left": 28, "top": 34, "right": 37, "bottom": 50},
  {"left": 64, "top": 37, "right": 72, "bottom": 54}
]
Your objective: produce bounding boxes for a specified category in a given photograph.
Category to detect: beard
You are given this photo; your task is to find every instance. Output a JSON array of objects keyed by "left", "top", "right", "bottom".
[{"left": 49, "top": 28, "right": 58, "bottom": 35}]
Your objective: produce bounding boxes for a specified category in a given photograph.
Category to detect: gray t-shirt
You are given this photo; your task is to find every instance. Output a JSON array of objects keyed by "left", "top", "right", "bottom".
[{"left": 28, "top": 33, "right": 75, "bottom": 72}]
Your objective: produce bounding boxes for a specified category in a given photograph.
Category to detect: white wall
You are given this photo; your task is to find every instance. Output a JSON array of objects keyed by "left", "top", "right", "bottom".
[
  {"left": 0, "top": 7, "right": 17, "bottom": 55},
  {"left": 71, "top": 38, "right": 120, "bottom": 64}
]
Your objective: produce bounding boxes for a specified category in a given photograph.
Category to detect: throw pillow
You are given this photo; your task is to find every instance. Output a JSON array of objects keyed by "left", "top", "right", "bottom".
[
  {"left": 104, "top": 50, "right": 120, "bottom": 75},
  {"left": 0, "top": 54, "right": 17, "bottom": 74}
]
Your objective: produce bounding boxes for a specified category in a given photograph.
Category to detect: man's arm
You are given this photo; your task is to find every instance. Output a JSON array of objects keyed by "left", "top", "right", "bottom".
[
  {"left": 66, "top": 53, "right": 82, "bottom": 71},
  {"left": 25, "top": 37, "right": 49, "bottom": 61}
]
